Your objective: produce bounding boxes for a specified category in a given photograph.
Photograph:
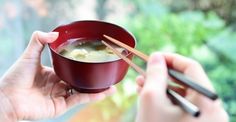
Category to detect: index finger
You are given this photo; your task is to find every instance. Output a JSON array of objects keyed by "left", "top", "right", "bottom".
[{"left": 162, "top": 53, "right": 214, "bottom": 91}]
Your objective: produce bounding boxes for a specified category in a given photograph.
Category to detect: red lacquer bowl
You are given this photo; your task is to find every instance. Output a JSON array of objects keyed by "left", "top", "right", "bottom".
[{"left": 49, "top": 20, "right": 136, "bottom": 93}]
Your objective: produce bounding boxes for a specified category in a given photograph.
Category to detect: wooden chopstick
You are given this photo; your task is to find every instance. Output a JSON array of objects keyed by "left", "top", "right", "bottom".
[
  {"left": 103, "top": 34, "right": 218, "bottom": 101},
  {"left": 101, "top": 41, "right": 200, "bottom": 117},
  {"left": 102, "top": 41, "right": 146, "bottom": 76},
  {"left": 103, "top": 35, "right": 149, "bottom": 62}
]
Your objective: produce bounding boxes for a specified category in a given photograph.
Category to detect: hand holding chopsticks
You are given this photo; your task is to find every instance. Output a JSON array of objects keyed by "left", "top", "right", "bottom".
[
  {"left": 102, "top": 35, "right": 219, "bottom": 117},
  {"left": 103, "top": 35, "right": 218, "bottom": 100}
]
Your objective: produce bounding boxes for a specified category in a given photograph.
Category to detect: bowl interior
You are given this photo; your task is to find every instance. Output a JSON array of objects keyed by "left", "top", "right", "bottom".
[{"left": 49, "top": 21, "right": 136, "bottom": 55}]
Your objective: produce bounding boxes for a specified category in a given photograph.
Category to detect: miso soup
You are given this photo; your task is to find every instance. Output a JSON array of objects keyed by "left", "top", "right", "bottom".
[{"left": 57, "top": 38, "right": 126, "bottom": 62}]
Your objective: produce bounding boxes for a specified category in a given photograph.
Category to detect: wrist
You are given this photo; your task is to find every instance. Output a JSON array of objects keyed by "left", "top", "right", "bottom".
[{"left": 0, "top": 88, "right": 17, "bottom": 122}]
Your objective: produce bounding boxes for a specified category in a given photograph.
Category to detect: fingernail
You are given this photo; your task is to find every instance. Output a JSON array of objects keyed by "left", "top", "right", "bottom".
[
  {"left": 38, "top": 32, "right": 58, "bottom": 38},
  {"left": 48, "top": 32, "right": 59, "bottom": 39},
  {"left": 37, "top": 31, "right": 47, "bottom": 37},
  {"left": 149, "top": 52, "right": 165, "bottom": 65}
]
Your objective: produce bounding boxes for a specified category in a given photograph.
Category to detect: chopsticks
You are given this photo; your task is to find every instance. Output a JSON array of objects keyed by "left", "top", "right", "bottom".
[
  {"left": 103, "top": 35, "right": 149, "bottom": 62},
  {"left": 102, "top": 35, "right": 218, "bottom": 117},
  {"left": 102, "top": 40, "right": 200, "bottom": 117},
  {"left": 168, "top": 69, "right": 218, "bottom": 100},
  {"left": 167, "top": 89, "right": 200, "bottom": 117},
  {"left": 103, "top": 35, "right": 218, "bottom": 101}
]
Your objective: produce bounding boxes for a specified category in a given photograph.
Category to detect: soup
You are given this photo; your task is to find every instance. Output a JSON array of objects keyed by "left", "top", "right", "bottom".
[{"left": 57, "top": 38, "right": 126, "bottom": 62}]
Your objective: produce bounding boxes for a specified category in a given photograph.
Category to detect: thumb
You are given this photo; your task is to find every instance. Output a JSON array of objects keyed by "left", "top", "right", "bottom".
[
  {"left": 144, "top": 52, "right": 168, "bottom": 97},
  {"left": 23, "top": 31, "right": 58, "bottom": 59}
]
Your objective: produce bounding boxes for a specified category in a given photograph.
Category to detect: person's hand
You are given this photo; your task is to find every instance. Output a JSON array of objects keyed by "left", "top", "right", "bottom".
[
  {"left": 0, "top": 31, "right": 116, "bottom": 121},
  {"left": 135, "top": 53, "right": 228, "bottom": 122}
]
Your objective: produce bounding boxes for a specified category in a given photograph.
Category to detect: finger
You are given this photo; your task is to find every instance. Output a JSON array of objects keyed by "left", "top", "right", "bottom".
[
  {"left": 163, "top": 53, "right": 200, "bottom": 72},
  {"left": 103, "top": 85, "right": 117, "bottom": 96},
  {"left": 31, "top": 67, "right": 54, "bottom": 88},
  {"left": 136, "top": 75, "right": 145, "bottom": 87},
  {"left": 51, "top": 81, "right": 69, "bottom": 97},
  {"left": 140, "top": 53, "right": 171, "bottom": 106},
  {"left": 137, "top": 53, "right": 175, "bottom": 121},
  {"left": 23, "top": 31, "right": 59, "bottom": 59},
  {"left": 66, "top": 86, "right": 116, "bottom": 108},
  {"left": 51, "top": 85, "right": 115, "bottom": 118},
  {"left": 137, "top": 85, "right": 143, "bottom": 94},
  {"left": 42, "top": 66, "right": 61, "bottom": 83},
  {"left": 163, "top": 53, "right": 217, "bottom": 109},
  {"left": 167, "top": 85, "right": 187, "bottom": 97},
  {"left": 34, "top": 66, "right": 61, "bottom": 89},
  {"left": 163, "top": 53, "right": 214, "bottom": 91},
  {"left": 144, "top": 52, "right": 168, "bottom": 95}
]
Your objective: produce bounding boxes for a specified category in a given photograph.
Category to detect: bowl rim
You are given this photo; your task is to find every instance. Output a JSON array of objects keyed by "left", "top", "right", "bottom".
[{"left": 48, "top": 20, "right": 137, "bottom": 64}]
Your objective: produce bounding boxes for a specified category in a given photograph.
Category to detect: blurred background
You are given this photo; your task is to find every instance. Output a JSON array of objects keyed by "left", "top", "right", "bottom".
[{"left": 0, "top": 0, "right": 235, "bottom": 122}]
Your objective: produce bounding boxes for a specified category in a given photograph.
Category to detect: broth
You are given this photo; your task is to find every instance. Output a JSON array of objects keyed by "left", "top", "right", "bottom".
[{"left": 57, "top": 38, "right": 126, "bottom": 62}]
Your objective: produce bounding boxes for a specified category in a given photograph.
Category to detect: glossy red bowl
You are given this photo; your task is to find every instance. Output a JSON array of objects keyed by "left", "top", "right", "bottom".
[{"left": 49, "top": 20, "right": 136, "bottom": 93}]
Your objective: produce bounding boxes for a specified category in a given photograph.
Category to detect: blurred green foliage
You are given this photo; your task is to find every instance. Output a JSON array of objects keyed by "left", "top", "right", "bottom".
[
  {"left": 126, "top": 11, "right": 224, "bottom": 55},
  {"left": 160, "top": 0, "right": 236, "bottom": 26}
]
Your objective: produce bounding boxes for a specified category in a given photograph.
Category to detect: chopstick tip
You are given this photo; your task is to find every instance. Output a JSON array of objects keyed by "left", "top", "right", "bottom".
[
  {"left": 103, "top": 34, "right": 108, "bottom": 38},
  {"left": 194, "top": 111, "right": 201, "bottom": 117},
  {"left": 101, "top": 40, "right": 106, "bottom": 45}
]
